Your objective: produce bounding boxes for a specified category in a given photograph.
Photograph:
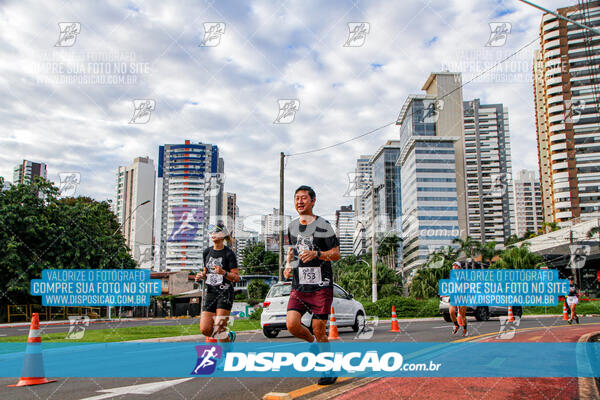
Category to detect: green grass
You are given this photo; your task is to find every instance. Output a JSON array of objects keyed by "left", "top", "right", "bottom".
[
  {"left": 0, "top": 319, "right": 261, "bottom": 343},
  {"left": 524, "top": 301, "right": 600, "bottom": 315}
]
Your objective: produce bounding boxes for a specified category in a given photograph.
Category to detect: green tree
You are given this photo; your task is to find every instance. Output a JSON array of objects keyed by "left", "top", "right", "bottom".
[
  {"left": 452, "top": 236, "right": 482, "bottom": 267},
  {"left": 247, "top": 279, "right": 270, "bottom": 300},
  {"left": 588, "top": 226, "right": 600, "bottom": 241},
  {"left": 377, "top": 233, "right": 402, "bottom": 270},
  {"left": 493, "top": 243, "right": 543, "bottom": 269},
  {"left": 0, "top": 179, "right": 135, "bottom": 320},
  {"left": 239, "top": 242, "right": 278, "bottom": 275},
  {"left": 333, "top": 253, "right": 401, "bottom": 299},
  {"left": 539, "top": 222, "right": 559, "bottom": 235},
  {"left": 409, "top": 246, "right": 457, "bottom": 299},
  {"left": 480, "top": 240, "right": 500, "bottom": 266}
]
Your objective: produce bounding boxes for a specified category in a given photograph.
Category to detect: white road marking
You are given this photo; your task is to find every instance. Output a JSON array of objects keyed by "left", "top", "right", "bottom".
[{"left": 79, "top": 378, "right": 193, "bottom": 400}]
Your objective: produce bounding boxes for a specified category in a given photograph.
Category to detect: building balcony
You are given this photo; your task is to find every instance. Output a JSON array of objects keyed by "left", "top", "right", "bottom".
[
  {"left": 550, "top": 142, "right": 567, "bottom": 151},
  {"left": 547, "top": 94, "right": 563, "bottom": 105}
]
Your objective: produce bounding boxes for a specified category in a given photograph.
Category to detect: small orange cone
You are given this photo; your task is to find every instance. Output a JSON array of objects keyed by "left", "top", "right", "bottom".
[
  {"left": 327, "top": 307, "right": 340, "bottom": 340},
  {"left": 8, "top": 313, "right": 56, "bottom": 387},
  {"left": 205, "top": 335, "right": 218, "bottom": 343},
  {"left": 390, "top": 306, "right": 401, "bottom": 332},
  {"left": 562, "top": 302, "right": 569, "bottom": 321},
  {"left": 507, "top": 306, "right": 515, "bottom": 322}
]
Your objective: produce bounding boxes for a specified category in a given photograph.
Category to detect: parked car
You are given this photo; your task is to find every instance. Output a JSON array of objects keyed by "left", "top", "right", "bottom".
[
  {"left": 260, "top": 282, "right": 366, "bottom": 338},
  {"left": 439, "top": 296, "right": 523, "bottom": 322}
]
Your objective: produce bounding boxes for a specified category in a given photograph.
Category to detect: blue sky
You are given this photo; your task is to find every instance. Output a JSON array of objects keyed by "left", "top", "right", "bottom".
[{"left": 0, "top": 0, "right": 570, "bottom": 224}]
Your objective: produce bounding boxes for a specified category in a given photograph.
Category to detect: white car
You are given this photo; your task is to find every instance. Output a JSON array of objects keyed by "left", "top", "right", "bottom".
[{"left": 260, "top": 281, "right": 366, "bottom": 338}]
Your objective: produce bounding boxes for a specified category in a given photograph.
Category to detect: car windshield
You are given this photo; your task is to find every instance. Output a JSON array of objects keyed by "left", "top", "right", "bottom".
[{"left": 267, "top": 284, "right": 291, "bottom": 298}]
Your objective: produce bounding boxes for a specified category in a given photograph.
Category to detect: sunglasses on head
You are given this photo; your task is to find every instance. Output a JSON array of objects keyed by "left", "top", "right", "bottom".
[{"left": 207, "top": 224, "right": 225, "bottom": 233}]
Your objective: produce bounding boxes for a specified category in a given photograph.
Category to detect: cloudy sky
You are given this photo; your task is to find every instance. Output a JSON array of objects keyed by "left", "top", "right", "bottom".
[{"left": 0, "top": 0, "right": 571, "bottom": 225}]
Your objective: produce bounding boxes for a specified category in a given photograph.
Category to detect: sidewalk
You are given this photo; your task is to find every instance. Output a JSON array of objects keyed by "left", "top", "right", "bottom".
[{"left": 324, "top": 323, "right": 600, "bottom": 400}]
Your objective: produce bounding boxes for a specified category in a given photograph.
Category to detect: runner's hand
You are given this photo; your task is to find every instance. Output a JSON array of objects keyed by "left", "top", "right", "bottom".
[
  {"left": 195, "top": 272, "right": 206, "bottom": 281},
  {"left": 214, "top": 266, "right": 226, "bottom": 275},
  {"left": 299, "top": 250, "right": 318, "bottom": 263},
  {"left": 287, "top": 247, "right": 294, "bottom": 264},
  {"left": 283, "top": 267, "right": 292, "bottom": 279}
]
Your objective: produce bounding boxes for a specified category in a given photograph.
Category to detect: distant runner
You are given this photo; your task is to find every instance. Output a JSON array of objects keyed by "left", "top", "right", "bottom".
[
  {"left": 566, "top": 276, "right": 580, "bottom": 325},
  {"left": 196, "top": 222, "right": 239, "bottom": 343},
  {"left": 449, "top": 261, "right": 468, "bottom": 337},
  {"left": 284, "top": 185, "right": 341, "bottom": 385}
]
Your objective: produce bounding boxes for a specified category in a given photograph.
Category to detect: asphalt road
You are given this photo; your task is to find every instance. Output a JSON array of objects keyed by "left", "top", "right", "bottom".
[{"left": 1, "top": 315, "right": 597, "bottom": 400}]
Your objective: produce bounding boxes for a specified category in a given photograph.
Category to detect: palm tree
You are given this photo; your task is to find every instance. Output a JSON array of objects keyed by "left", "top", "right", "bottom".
[
  {"left": 452, "top": 236, "right": 482, "bottom": 267},
  {"left": 539, "top": 222, "right": 559, "bottom": 235},
  {"left": 480, "top": 240, "right": 500, "bottom": 266},
  {"left": 377, "top": 233, "right": 402, "bottom": 270},
  {"left": 494, "top": 243, "right": 543, "bottom": 269}
]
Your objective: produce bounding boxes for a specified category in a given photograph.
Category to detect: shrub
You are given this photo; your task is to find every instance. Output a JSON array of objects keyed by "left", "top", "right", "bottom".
[
  {"left": 249, "top": 307, "right": 263, "bottom": 320},
  {"left": 362, "top": 296, "right": 440, "bottom": 318}
]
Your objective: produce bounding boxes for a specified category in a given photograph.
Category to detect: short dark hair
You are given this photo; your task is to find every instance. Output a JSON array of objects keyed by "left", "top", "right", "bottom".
[{"left": 295, "top": 185, "right": 316, "bottom": 200}]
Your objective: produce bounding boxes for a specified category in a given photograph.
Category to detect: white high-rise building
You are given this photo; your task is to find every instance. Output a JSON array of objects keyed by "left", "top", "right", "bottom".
[
  {"left": 261, "top": 208, "right": 291, "bottom": 242},
  {"left": 13, "top": 160, "right": 47, "bottom": 184},
  {"left": 156, "top": 140, "right": 222, "bottom": 272},
  {"left": 113, "top": 157, "right": 156, "bottom": 269},
  {"left": 463, "top": 99, "right": 516, "bottom": 244},
  {"left": 335, "top": 205, "right": 356, "bottom": 257},
  {"left": 513, "top": 169, "right": 544, "bottom": 237},
  {"left": 352, "top": 155, "right": 373, "bottom": 255}
]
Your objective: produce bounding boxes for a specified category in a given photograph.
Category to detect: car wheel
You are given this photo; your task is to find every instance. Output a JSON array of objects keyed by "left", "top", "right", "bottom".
[
  {"left": 352, "top": 311, "right": 365, "bottom": 332},
  {"left": 442, "top": 313, "right": 452, "bottom": 323},
  {"left": 475, "top": 307, "right": 490, "bottom": 321},
  {"left": 262, "top": 327, "right": 280, "bottom": 338}
]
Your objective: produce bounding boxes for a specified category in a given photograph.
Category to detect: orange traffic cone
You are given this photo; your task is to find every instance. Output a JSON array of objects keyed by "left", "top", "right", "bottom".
[
  {"left": 328, "top": 307, "right": 340, "bottom": 340},
  {"left": 205, "top": 335, "right": 218, "bottom": 343},
  {"left": 390, "top": 306, "right": 401, "bottom": 332},
  {"left": 507, "top": 306, "right": 515, "bottom": 322},
  {"left": 8, "top": 313, "right": 56, "bottom": 387},
  {"left": 562, "top": 302, "right": 569, "bottom": 321}
]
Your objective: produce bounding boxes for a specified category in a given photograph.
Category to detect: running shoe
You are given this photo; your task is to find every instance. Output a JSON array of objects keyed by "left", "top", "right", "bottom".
[
  {"left": 462, "top": 327, "right": 468, "bottom": 337},
  {"left": 317, "top": 376, "right": 338, "bottom": 385},
  {"left": 452, "top": 325, "right": 459, "bottom": 335},
  {"left": 228, "top": 330, "right": 237, "bottom": 343},
  {"left": 576, "top": 316, "right": 580, "bottom": 324},
  {"left": 567, "top": 319, "right": 572, "bottom": 325}
]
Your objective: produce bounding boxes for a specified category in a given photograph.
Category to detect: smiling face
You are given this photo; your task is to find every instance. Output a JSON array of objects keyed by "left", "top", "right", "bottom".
[
  {"left": 294, "top": 190, "right": 315, "bottom": 215},
  {"left": 210, "top": 230, "right": 226, "bottom": 242}
]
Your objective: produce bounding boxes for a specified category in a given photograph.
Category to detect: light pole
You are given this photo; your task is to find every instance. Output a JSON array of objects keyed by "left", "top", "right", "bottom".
[{"left": 108, "top": 199, "right": 151, "bottom": 319}]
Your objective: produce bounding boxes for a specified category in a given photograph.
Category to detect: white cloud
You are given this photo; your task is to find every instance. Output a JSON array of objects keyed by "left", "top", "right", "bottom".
[{"left": 0, "top": 0, "right": 570, "bottom": 220}]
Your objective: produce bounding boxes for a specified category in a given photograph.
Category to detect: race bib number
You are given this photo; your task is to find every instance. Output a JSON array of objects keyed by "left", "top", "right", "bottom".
[
  {"left": 207, "top": 273, "right": 223, "bottom": 286},
  {"left": 299, "top": 267, "right": 322, "bottom": 285}
]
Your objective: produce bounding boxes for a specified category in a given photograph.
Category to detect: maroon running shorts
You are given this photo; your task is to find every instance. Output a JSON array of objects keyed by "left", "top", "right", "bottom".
[{"left": 287, "top": 287, "right": 333, "bottom": 320}]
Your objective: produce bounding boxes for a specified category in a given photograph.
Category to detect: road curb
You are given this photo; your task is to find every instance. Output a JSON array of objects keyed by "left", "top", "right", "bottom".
[
  {"left": 578, "top": 331, "right": 600, "bottom": 400},
  {"left": 127, "top": 329, "right": 262, "bottom": 342}
]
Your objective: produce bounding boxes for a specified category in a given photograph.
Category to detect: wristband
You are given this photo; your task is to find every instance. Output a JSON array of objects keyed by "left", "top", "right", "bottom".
[{"left": 317, "top": 250, "right": 322, "bottom": 259}]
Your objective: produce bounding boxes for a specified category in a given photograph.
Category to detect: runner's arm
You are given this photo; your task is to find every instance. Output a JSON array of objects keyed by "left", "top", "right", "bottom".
[
  {"left": 225, "top": 267, "right": 240, "bottom": 282},
  {"left": 318, "top": 246, "right": 340, "bottom": 262}
]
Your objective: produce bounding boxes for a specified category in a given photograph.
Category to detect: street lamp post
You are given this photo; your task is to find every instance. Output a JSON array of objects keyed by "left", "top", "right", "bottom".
[{"left": 108, "top": 199, "right": 151, "bottom": 319}]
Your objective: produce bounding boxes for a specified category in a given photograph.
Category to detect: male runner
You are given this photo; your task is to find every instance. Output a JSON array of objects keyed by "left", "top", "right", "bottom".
[
  {"left": 449, "top": 261, "right": 468, "bottom": 336},
  {"left": 284, "top": 185, "right": 340, "bottom": 385}
]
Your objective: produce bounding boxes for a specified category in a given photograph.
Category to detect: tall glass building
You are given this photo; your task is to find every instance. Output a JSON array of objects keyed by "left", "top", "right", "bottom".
[
  {"left": 396, "top": 72, "right": 467, "bottom": 275},
  {"left": 156, "top": 140, "right": 222, "bottom": 271}
]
